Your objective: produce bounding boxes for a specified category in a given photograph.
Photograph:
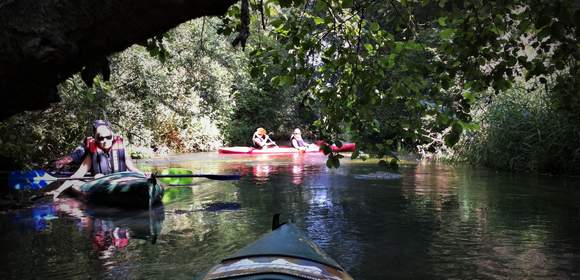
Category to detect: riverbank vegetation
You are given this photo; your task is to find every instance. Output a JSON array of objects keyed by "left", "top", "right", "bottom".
[
  {"left": 0, "top": 0, "right": 578, "bottom": 175},
  {"left": 451, "top": 76, "right": 580, "bottom": 174},
  {"left": 1, "top": 20, "right": 242, "bottom": 168}
]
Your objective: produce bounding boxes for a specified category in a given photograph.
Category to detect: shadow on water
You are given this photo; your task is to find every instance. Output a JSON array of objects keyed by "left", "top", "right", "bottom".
[{"left": 1, "top": 152, "right": 580, "bottom": 279}]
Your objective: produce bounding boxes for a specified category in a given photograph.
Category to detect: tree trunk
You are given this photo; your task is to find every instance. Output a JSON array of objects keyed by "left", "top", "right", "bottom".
[{"left": 0, "top": 0, "right": 238, "bottom": 120}]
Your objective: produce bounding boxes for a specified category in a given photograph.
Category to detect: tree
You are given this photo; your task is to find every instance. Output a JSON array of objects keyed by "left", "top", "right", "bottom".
[{"left": 218, "top": 0, "right": 579, "bottom": 165}]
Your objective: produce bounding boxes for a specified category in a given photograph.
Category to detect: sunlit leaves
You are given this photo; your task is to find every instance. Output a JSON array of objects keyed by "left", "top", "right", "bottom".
[
  {"left": 439, "top": 28, "right": 455, "bottom": 41},
  {"left": 218, "top": 0, "right": 578, "bottom": 167}
]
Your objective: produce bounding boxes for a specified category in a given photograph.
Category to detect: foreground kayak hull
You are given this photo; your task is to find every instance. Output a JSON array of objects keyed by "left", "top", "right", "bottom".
[
  {"left": 218, "top": 143, "right": 356, "bottom": 154},
  {"left": 197, "top": 223, "right": 354, "bottom": 280},
  {"left": 68, "top": 172, "right": 164, "bottom": 209}
]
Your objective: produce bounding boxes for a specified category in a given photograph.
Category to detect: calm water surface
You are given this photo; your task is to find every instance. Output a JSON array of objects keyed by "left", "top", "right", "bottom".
[{"left": 1, "top": 152, "right": 579, "bottom": 279}]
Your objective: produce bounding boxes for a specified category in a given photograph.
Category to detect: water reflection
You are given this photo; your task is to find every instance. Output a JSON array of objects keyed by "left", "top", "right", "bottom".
[
  {"left": 400, "top": 161, "right": 580, "bottom": 279},
  {"left": 11, "top": 203, "right": 58, "bottom": 232},
  {"left": 1, "top": 153, "right": 579, "bottom": 280},
  {"left": 53, "top": 198, "right": 164, "bottom": 246}
]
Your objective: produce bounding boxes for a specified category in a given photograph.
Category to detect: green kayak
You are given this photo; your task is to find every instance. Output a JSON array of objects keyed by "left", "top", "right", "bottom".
[
  {"left": 70, "top": 172, "right": 164, "bottom": 209},
  {"left": 197, "top": 217, "right": 354, "bottom": 280}
]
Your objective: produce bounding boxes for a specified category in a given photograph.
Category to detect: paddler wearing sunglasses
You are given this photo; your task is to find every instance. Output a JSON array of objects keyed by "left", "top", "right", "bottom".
[
  {"left": 49, "top": 120, "right": 144, "bottom": 198},
  {"left": 73, "top": 119, "right": 143, "bottom": 177}
]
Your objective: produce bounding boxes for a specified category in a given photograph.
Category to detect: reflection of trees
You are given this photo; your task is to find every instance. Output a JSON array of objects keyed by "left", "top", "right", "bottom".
[
  {"left": 402, "top": 161, "right": 577, "bottom": 278},
  {"left": 136, "top": 157, "right": 580, "bottom": 278}
]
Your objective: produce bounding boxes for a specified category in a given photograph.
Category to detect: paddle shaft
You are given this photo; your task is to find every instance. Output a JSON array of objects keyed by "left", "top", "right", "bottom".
[
  {"left": 9, "top": 168, "right": 241, "bottom": 191},
  {"left": 153, "top": 174, "right": 241, "bottom": 180},
  {"left": 50, "top": 176, "right": 95, "bottom": 181}
]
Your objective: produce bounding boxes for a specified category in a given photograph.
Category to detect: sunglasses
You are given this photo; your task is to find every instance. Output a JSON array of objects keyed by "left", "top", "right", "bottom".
[{"left": 97, "top": 135, "right": 113, "bottom": 141}]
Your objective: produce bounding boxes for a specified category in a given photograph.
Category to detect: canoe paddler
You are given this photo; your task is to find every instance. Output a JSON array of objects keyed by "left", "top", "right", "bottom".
[
  {"left": 252, "top": 127, "right": 278, "bottom": 149},
  {"left": 290, "top": 128, "right": 317, "bottom": 152},
  {"left": 50, "top": 120, "right": 145, "bottom": 198}
]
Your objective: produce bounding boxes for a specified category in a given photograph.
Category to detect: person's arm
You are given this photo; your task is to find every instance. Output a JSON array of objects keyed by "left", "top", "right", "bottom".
[
  {"left": 70, "top": 145, "right": 87, "bottom": 164},
  {"left": 125, "top": 153, "right": 142, "bottom": 173},
  {"left": 70, "top": 155, "right": 91, "bottom": 178},
  {"left": 253, "top": 134, "right": 264, "bottom": 148},
  {"left": 55, "top": 145, "right": 87, "bottom": 169},
  {"left": 50, "top": 156, "right": 92, "bottom": 198},
  {"left": 266, "top": 136, "right": 277, "bottom": 147}
]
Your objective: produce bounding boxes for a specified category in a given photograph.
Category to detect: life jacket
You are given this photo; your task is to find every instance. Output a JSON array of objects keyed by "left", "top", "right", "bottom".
[
  {"left": 252, "top": 133, "right": 267, "bottom": 149},
  {"left": 85, "top": 135, "right": 127, "bottom": 175},
  {"left": 290, "top": 135, "right": 306, "bottom": 147}
]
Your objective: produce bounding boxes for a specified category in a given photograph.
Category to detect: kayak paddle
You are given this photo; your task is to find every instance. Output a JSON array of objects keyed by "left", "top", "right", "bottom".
[
  {"left": 8, "top": 170, "right": 93, "bottom": 190},
  {"left": 155, "top": 167, "right": 241, "bottom": 182},
  {"left": 152, "top": 173, "right": 241, "bottom": 181},
  {"left": 9, "top": 169, "right": 241, "bottom": 190}
]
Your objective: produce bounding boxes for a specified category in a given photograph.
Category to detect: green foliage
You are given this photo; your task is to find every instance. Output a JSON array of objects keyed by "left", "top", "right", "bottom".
[
  {"left": 452, "top": 80, "right": 580, "bottom": 174},
  {"left": 219, "top": 25, "right": 320, "bottom": 146},
  {"left": 0, "top": 19, "right": 241, "bottom": 167},
  {"left": 2, "top": 0, "right": 578, "bottom": 174},
  {"left": 217, "top": 0, "right": 578, "bottom": 171},
  {"left": 0, "top": 78, "right": 103, "bottom": 168}
]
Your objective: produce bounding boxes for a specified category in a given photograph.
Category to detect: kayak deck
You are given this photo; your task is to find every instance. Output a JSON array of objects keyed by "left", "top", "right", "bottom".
[
  {"left": 199, "top": 223, "right": 353, "bottom": 280},
  {"left": 68, "top": 172, "right": 164, "bottom": 209}
]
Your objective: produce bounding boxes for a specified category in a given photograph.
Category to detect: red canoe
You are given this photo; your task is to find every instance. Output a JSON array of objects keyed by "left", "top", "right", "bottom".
[{"left": 218, "top": 143, "right": 356, "bottom": 154}]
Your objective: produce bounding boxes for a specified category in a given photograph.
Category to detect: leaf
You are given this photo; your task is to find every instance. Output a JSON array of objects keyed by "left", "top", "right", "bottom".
[
  {"left": 381, "top": 53, "right": 397, "bottom": 69},
  {"left": 439, "top": 28, "right": 455, "bottom": 40},
  {"left": 321, "top": 144, "right": 332, "bottom": 155},
  {"left": 314, "top": 1, "right": 326, "bottom": 13},
  {"left": 462, "top": 91, "right": 475, "bottom": 103},
  {"left": 313, "top": 17, "right": 325, "bottom": 25},
  {"left": 364, "top": 43, "right": 374, "bottom": 53},
  {"left": 333, "top": 157, "right": 341, "bottom": 168},
  {"left": 342, "top": 0, "right": 354, "bottom": 8},
  {"left": 458, "top": 120, "right": 479, "bottom": 131},
  {"left": 278, "top": 75, "right": 294, "bottom": 86},
  {"left": 437, "top": 17, "right": 447, "bottom": 27},
  {"left": 326, "top": 158, "right": 333, "bottom": 168},
  {"left": 271, "top": 18, "right": 285, "bottom": 28}
]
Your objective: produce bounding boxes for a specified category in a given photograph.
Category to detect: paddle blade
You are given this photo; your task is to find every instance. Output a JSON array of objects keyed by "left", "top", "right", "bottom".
[
  {"left": 158, "top": 168, "right": 193, "bottom": 185},
  {"left": 8, "top": 170, "right": 56, "bottom": 190}
]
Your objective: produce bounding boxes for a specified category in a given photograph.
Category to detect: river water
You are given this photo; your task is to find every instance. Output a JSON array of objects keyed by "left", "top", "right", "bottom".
[{"left": 1, "top": 152, "right": 579, "bottom": 279}]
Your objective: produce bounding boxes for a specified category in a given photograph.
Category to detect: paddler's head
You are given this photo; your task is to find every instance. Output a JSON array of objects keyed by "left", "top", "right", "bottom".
[
  {"left": 257, "top": 127, "right": 267, "bottom": 137},
  {"left": 293, "top": 128, "right": 302, "bottom": 139},
  {"left": 93, "top": 120, "right": 113, "bottom": 151}
]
